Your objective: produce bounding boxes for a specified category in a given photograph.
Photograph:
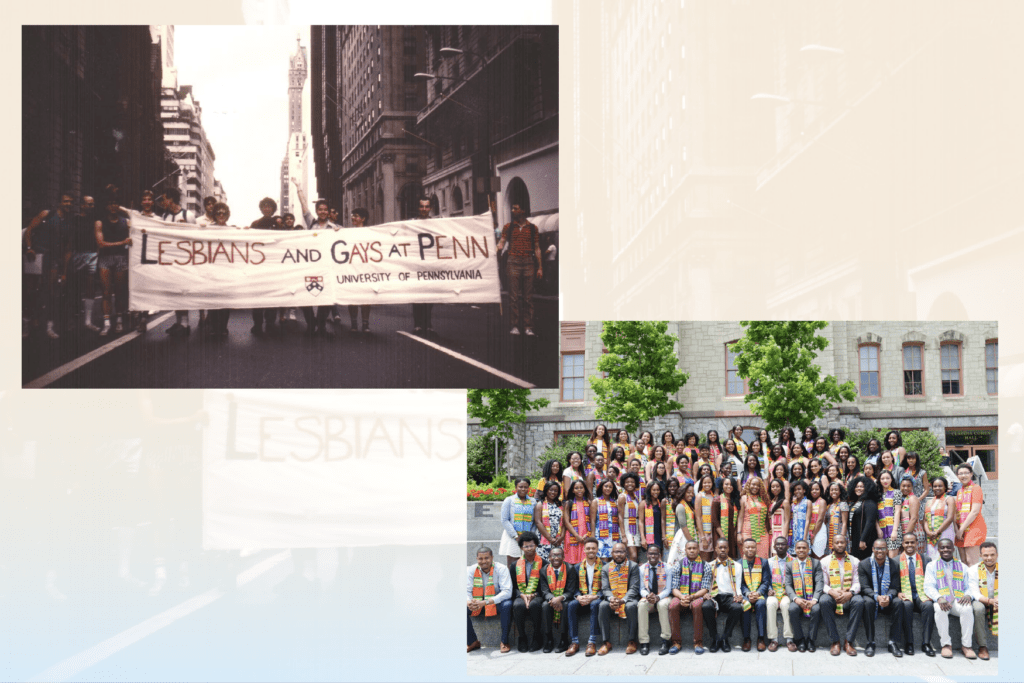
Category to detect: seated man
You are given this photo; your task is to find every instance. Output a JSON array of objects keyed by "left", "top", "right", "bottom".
[
  {"left": 967, "top": 541, "right": 997, "bottom": 661},
  {"left": 858, "top": 539, "right": 904, "bottom": 657},
  {"left": 597, "top": 541, "right": 640, "bottom": 655},
  {"left": 576, "top": 537, "right": 605, "bottom": 657},
  {"left": 765, "top": 535, "right": 794, "bottom": 651},
  {"left": 467, "top": 546, "right": 513, "bottom": 653},
  {"left": 926, "top": 538, "right": 976, "bottom": 659},
  {"left": 705, "top": 538, "right": 746, "bottom": 653},
  {"left": 739, "top": 537, "right": 771, "bottom": 652},
  {"left": 897, "top": 532, "right": 935, "bottom": 657},
  {"left": 540, "top": 547, "right": 578, "bottom": 653},
  {"left": 818, "top": 534, "right": 863, "bottom": 656},
  {"left": 668, "top": 539, "right": 712, "bottom": 654},
  {"left": 511, "top": 531, "right": 546, "bottom": 652},
  {"left": 636, "top": 544, "right": 674, "bottom": 655},
  {"left": 784, "top": 539, "right": 824, "bottom": 652}
]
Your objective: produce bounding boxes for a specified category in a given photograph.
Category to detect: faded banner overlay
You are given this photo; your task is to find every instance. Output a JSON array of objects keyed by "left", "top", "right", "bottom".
[
  {"left": 129, "top": 212, "right": 500, "bottom": 310},
  {"left": 203, "top": 389, "right": 465, "bottom": 548}
]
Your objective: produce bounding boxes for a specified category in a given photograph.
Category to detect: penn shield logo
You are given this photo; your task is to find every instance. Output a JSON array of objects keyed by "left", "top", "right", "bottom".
[{"left": 305, "top": 276, "right": 324, "bottom": 296}]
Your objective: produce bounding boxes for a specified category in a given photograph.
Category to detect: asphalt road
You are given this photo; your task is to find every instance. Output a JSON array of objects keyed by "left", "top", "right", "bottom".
[{"left": 23, "top": 296, "right": 558, "bottom": 389}]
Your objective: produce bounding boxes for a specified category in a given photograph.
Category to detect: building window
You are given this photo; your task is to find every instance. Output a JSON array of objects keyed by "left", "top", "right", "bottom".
[
  {"left": 725, "top": 341, "right": 746, "bottom": 396},
  {"left": 561, "top": 353, "right": 585, "bottom": 402},
  {"left": 858, "top": 344, "right": 880, "bottom": 397},
  {"left": 940, "top": 342, "right": 962, "bottom": 395},
  {"left": 986, "top": 339, "right": 998, "bottom": 394},
  {"left": 902, "top": 343, "right": 924, "bottom": 396},
  {"left": 403, "top": 64, "right": 416, "bottom": 82}
]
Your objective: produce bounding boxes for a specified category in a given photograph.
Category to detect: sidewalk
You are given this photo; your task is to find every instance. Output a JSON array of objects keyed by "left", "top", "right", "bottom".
[{"left": 468, "top": 646, "right": 997, "bottom": 678}]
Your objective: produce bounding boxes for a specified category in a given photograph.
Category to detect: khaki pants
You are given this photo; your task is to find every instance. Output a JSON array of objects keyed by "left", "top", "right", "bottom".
[
  {"left": 934, "top": 600, "right": 974, "bottom": 648},
  {"left": 765, "top": 595, "right": 793, "bottom": 641},
  {"left": 972, "top": 601, "right": 991, "bottom": 648},
  {"left": 507, "top": 260, "right": 535, "bottom": 329},
  {"left": 637, "top": 597, "right": 673, "bottom": 643}
]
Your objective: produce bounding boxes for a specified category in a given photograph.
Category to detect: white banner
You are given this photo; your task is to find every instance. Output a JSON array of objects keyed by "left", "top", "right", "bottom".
[
  {"left": 202, "top": 390, "right": 466, "bottom": 549},
  {"left": 127, "top": 211, "right": 500, "bottom": 309}
]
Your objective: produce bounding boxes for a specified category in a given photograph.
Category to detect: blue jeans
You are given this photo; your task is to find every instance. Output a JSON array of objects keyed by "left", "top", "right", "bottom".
[
  {"left": 574, "top": 597, "right": 604, "bottom": 644},
  {"left": 467, "top": 600, "right": 513, "bottom": 646}
]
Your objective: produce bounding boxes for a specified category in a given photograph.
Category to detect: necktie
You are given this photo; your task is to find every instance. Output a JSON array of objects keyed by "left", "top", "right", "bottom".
[
  {"left": 651, "top": 565, "right": 659, "bottom": 595},
  {"left": 908, "top": 558, "right": 917, "bottom": 599}
]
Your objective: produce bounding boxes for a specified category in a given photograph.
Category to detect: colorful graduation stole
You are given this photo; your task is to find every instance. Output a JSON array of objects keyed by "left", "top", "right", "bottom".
[
  {"left": 539, "top": 502, "right": 556, "bottom": 545},
  {"left": 899, "top": 552, "right": 925, "bottom": 597},
  {"left": 663, "top": 499, "right": 676, "bottom": 549},
  {"left": 719, "top": 499, "right": 735, "bottom": 542},
  {"left": 877, "top": 489, "right": 896, "bottom": 540},
  {"left": 768, "top": 556, "right": 786, "bottom": 600},
  {"left": 625, "top": 493, "right": 640, "bottom": 536},
  {"left": 698, "top": 493, "right": 713, "bottom": 535},
  {"left": 826, "top": 554, "right": 853, "bottom": 614},
  {"left": 977, "top": 563, "right": 998, "bottom": 635},
  {"left": 546, "top": 563, "right": 566, "bottom": 624},
  {"left": 596, "top": 498, "right": 619, "bottom": 540},
  {"left": 644, "top": 505, "right": 657, "bottom": 545},
  {"left": 582, "top": 560, "right": 602, "bottom": 594},
  {"left": 742, "top": 559, "right": 763, "bottom": 611},
  {"left": 791, "top": 558, "right": 814, "bottom": 615},
  {"left": 588, "top": 438, "right": 607, "bottom": 456},
  {"left": 926, "top": 498, "right": 945, "bottom": 537},
  {"left": 746, "top": 497, "right": 767, "bottom": 544},
  {"left": 642, "top": 561, "right": 667, "bottom": 597},
  {"left": 827, "top": 504, "right": 843, "bottom": 551},
  {"left": 516, "top": 558, "right": 540, "bottom": 594},
  {"left": 638, "top": 476, "right": 647, "bottom": 499},
  {"left": 679, "top": 501, "right": 698, "bottom": 541},
  {"left": 956, "top": 484, "right": 976, "bottom": 534},
  {"left": 871, "top": 558, "right": 892, "bottom": 617},
  {"left": 471, "top": 566, "right": 497, "bottom": 616},
  {"left": 570, "top": 499, "right": 590, "bottom": 541},
  {"left": 608, "top": 561, "right": 629, "bottom": 618},
  {"left": 935, "top": 559, "right": 966, "bottom": 601},
  {"left": 710, "top": 559, "right": 739, "bottom": 601},
  {"left": 512, "top": 496, "right": 534, "bottom": 534},
  {"left": 677, "top": 559, "right": 704, "bottom": 597}
]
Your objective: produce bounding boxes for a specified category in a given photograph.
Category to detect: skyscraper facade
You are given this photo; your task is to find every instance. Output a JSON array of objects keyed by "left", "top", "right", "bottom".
[{"left": 280, "top": 37, "right": 308, "bottom": 218}]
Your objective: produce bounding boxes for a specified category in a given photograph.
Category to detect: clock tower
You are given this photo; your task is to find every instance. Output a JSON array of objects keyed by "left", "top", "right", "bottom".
[{"left": 281, "top": 36, "right": 309, "bottom": 217}]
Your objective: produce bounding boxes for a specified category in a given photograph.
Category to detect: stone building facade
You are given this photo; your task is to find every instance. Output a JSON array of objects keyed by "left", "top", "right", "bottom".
[{"left": 470, "top": 321, "right": 999, "bottom": 478}]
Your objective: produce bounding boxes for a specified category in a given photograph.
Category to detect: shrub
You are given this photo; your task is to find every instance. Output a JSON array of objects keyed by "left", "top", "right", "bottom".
[
  {"left": 467, "top": 434, "right": 497, "bottom": 484},
  {"left": 535, "top": 434, "right": 590, "bottom": 476},
  {"left": 467, "top": 481, "right": 514, "bottom": 502}
]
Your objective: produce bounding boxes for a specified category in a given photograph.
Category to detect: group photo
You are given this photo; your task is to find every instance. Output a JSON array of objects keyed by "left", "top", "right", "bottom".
[{"left": 466, "top": 321, "right": 998, "bottom": 676}]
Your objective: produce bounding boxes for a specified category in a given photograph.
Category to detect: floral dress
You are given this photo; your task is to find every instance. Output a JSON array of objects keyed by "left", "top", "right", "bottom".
[
  {"left": 536, "top": 501, "right": 563, "bottom": 562},
  {"left": 877, "top": 488, "right": 904, "bottom": 551}
]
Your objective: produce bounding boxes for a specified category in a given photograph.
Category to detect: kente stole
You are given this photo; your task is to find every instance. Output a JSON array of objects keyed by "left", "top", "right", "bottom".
[
  {"left": 512, "top": 496, "right": 533, "bottom": 534},
  {"left": 899, "top": 552, "right": 925, "bottom": 597},
  {"left": 827, "top": 504, "right": 843, "bottom": 550},
  {"left": 768, "top": 556, "right": 786, "bottom": 600},
  {"left": 746, "top": 497, "right": 766, "bottom": 544},
  {"left": 699, "top": 493, "right": 713, "bottom": 534},
  {"left": 877, "top": 489, "right": 896, "bottom": 539},
  {"left": 826, "top": 554, "right": 853, "bottom": 614},
  {"left": 516, "top": 558, "right": 540, "bottom": 594},
  {"left": 741, "top": 559, "right": 763, "bottom": 610},
  {"left": 677, "top": 559, "right": 704, "bottom": 597},
  {"left": 719, "top": 499, "right": 736, "bottom": 541},
  {"left": 569, "top": 499, "right": 590, "bottom": 540},
  {"left": 471, "top": 567, "right": 497, "bottom": 616},
  {"left": 956, "top": 484, "right": 976, "bottom": 533},
  {"left": 608, "top": 562, "right": 629, "bottom": 618},
  {"left": 791, "top": 558, "right": 814, "bottom": 615},
  {"left": 596, "top": 498, "right": 620, "bottom": 540},
  {"left": 546, "top": 563, "right": 566, "bottom": 624},
  {"left": 625, "top": 493, "right": 640, "bottom": 536},
  {"left": 935, "top": 559, "right": 966, "bottom": 601},
  {"left": 644, "top": 504, "right": 657, "bottom": 545},
  {"left": 582, "top": 561, "right": 602, "bottom": 594},
  {"left": 978, "top": 563, "right": 998, "bottom": 635}
]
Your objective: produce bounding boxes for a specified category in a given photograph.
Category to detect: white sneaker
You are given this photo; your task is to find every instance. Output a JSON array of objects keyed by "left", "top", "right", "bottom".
[
  {"left": 99, "top": 321, "right": 111, "bottom": 337},
  {"left": 524, "top": 328, "right": 536, "bottom": 336},
  {"left": 46, "top": 322, "right": 59, "bottom": 339},
  {"left": 84, "top": 321, "right": 101, "bottom": 333},
  {"left": 510, "top": 327, "right": 520, "bottom": 335}
]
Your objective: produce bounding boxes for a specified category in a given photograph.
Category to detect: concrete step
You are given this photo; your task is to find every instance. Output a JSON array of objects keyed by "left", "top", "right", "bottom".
[{"left": 470, "top": 606, "right": 995, "bottom": 652}]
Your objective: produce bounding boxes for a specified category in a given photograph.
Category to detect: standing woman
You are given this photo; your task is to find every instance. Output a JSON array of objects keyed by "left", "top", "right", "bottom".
[
  {"left": 664, "top": 478, "right": 680, "bottom": 555},
  {"left": 748, "top": 440, "right": 768, "bottom": 474},
  {"left": 824, "top": 463, "right": 843, "bottom": 490},
  {"left": 898, "top": 476, "right": 921, "bottom": 542},
  {"left": 614, "top": 429, "right": 634, "bottom": 463},
  {"left": 587, "top": 425, "right": 610, "bottom": 459},
  {"left": 651, "top": 460, "right": 670, "bottom": 487},
  {"left": 533, "top": 481, "right": 564, "bottom": 562},
  {"left": 806, "top": 458, "right": 828, "bottom": 492},
  {"left": 878, "top": 449, "right": 903, "bottom": 486},
  {"left": 673, "top": 442, "right": 694, "bottom": 487},
  {"left": 627, "top": 458, "right": 647, "bottom": 498},
  {"left": 875, "top": 470, "right": 904, "bottom": 559},
  {"left": 640, "top": 479, "right": 667, "bottom": 556},
  {"left": 828, "top": 428, "right": 848, "bottom": 458},
  {"left": 788, "top": 461, "right": 808, "bottom": 492},
  {"left": 825, "top": 481, "right": 849, "bottom": 554},
  {"left": 681, "top": 432, "right": 701, "bottom": 463},
  {"left": 645, "top": 445, "right": 669, "bottom": 482},
  {"left": 695, "top": 474, "right": 716, "bottom": 561},
  {"left": 585, "top": 454, "right": 607, "bottom": 495},
  {"left": 562, "top": 451, "right": 585, "bottom": 500},
  {"left": 807, "top": 481, "right": 828, "bottom": 559},
  {"left": 500, "top": 478, "right": 536, "bottom": 570},
  {"left": 590, "top": 479, "right": 621, "bottom": 559},
  {"left": 740, "top": 477, "right": 770, "bottom": 558},
  {"left": 811, "top": 436, "right": 835, "bottom": 467},
  {"left": 861, "top": 461, "right": 878, "bottom": 484},
  {"left": 695, "top": 464, "right": 715, "bottom": 488},
  {"left": 740, "top": 453, "right": 764, "bottom": 488},
  {"left": 768, "top": 444, "right": 787, "bottom": 472},
  {"left": 801, "top": 426, "right": 818, "bottom": 457},
  {"left": 712, "top": 476, "right": 741, "bottom": 558},
  {"left": 954, "top": 463, "right": 987, "bottom": 564},
  {"left": 635, "top": 431, "right": 654, "bottom": 466},
  {"left": 840, "top": 448, "right": 860, "bottom": 486},
  {"left": 788, "top": 480, "right": 811, "bottom": 554},
  {"left": 846, "top": 475, "right": 879, "bottom": 560},
  {"left": 767, "top": 478, "right": 791, "bottom": 554},
  {"left": 617, "top": 472, "right": 644, "bottom": 562},
  {"left": 778, "top": 428, "right": 796, "bottom": 457},
  {"left": 661, "top": 430, "right": 677, "bottom": 454},
  {"left": 536, "top": 458, "right": 563, "bottom": 501},
  {"left": 756, "top": 429, "right": 774, "bottom": 462},
  {"left": 769, "top": 462, "right": 791, "bottom": 496},
  {"left": 721, "top": 438, "right": 744, "bottom": 475},
  {"left": 864, "top": 437, "right": 884, "bottom": 468},
  {"left": 206, "top": 202, "right": 235, "bottom": 336},
  {"left": 562, "top": 479, "right": 592, "bottom": 565},
  {"left": 882, "top": 430, "right": 907, "bottom": 469},
  {"left": 694, "top": 444, "right": 718, "bottom": 478},
  {"left": 706, "top": 430, "right": 723, "bottom": 467},
  {"left": 789, "top": 442, "right": 809, "bottom": 473},
  {"left": 924, "top": 477, "right": 956, "bottom": 561},
  {"left": 730, "top": 425, "right": 749, "bottom": 460},
  {"left": 583, "top": 444, "right": 600, "bottom": 479},
  {"left": 899, "top": 451, "right": 927, "bottom": 499},
  {"left": 668, "top": 483, "right": 698, "bottom": 565},
  {"left": 608, "top": 446, "right": 628, "bottom": 478}
]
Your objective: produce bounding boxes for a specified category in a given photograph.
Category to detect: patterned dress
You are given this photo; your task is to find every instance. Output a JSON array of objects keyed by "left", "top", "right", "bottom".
[
  {"left": 924, "top": 495, "right": 955, "bottom": 561},
  {"left": 537, "top": 501, "right": 563, "bottom": 562},
  {"left": 789, "top": 498, "right": 810, "bottom": 554},
  {"left": 954, "top": 483, "right": 987, "bottom": 548},
  {"left": 741, "top": 495, "right": 770, "bottom": 558},
  {"left": 877, "top": 488, "right": 904, "bottom": 551}
]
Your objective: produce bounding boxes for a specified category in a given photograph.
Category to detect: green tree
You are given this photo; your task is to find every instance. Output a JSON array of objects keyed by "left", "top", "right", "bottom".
[
  {"left": 589, "top": 321, "right": 688, "bottom": 433},
  {"left": 847, "top": 428, "right": 943, "bottom": 480},
  {"left": 731, "top": 321, "right": 857, "bottom": 433},
  {"left": 467, "top": 389, "right": 550, "bottom": 476}
]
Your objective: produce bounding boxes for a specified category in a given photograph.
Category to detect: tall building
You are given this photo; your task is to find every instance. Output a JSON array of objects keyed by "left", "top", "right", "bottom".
[
  {"left": 311, "top": 26, "right": 430, "bottom": 225},
  {"left": 160, "top": 83, "right": 217, "bottom": 216},
  {"left": 279, "top": 37, "right": 308, "bottom": 218}
]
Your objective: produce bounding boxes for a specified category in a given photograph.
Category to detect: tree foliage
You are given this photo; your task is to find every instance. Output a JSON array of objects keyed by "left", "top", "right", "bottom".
[
  {"left": 467, "top": 389, "right": 550, "bottom": 474},
  {"left": 731, "top": 321, "right": 857, "bottom": 433},
  {"left": 589, "top": 321, "right": 688, "bottom": 433},
  {"left": 847, "top": 428, "right": 943, "bottom": 480}
]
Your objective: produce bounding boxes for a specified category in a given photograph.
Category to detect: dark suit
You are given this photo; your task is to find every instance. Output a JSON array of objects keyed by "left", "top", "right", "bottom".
[
  {"left": 740, "top": 557, "right": 771, "bottom": 639},
  {"left": 512, "top": 557, "right": 547, "bottom": 648},
  {"left": 598, "top": 559, "right": 641, "bottom": 642},
  {"left": 857, "top": 556, "right": 904, "bottom": 645},
  {"left": 897, "top": 554, "right": 934, "bottom": 647},
  {"left": 784, "top": 557, "right": 825, "bottom": 642},
  {"left": 540, "top": 562, "right": 579, "bottom": 643}
]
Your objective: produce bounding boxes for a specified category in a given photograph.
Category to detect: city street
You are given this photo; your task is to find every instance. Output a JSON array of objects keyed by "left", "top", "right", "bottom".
[{"left": 22, "top": 295, "right": 557, "bottom": 388}]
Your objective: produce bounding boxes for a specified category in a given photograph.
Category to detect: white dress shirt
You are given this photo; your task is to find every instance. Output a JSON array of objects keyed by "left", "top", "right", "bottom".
[{"left": 466, "top": 562, "right": 512, "bottom": 604}]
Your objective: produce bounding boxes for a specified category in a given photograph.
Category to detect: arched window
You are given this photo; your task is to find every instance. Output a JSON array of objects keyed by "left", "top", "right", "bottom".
[
  {"left": 451, "top": 185, "right": 464, "bottom": 215},
  {"left": 397, "top": 182, "right": 423, "bottom": 220},
  {"left": 430, "top": 193, "right": 440, "bottom": 216},
  {"left": 504, "top": 176, "right": 530, "bottom": 224}
]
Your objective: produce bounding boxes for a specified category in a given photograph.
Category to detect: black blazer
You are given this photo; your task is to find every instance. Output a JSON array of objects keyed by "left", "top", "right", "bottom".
[
  {"left": 740, "top": 557, "right": 772, "bottom": 598},
  {"left": 600, "top": 559, "right": 641, "bottom": 603},
  {"left": 857, "top": 557, "right": 900, "bottom": 601},
  {"left": 848, "top": 500, "right": 879, "bottom": 560},
  {"left": 511, "top": 557, "right": 547, "bottom": 599},
  {"left": 540, "top": 562, "right": 580, "bottom": 602}
]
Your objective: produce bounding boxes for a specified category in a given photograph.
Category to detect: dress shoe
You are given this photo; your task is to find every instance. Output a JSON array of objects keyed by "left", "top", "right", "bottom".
[
  {"left": 626, "top": 640, "right": 638, "bottom": 655},
  {"left": 807, "top": 640, "right": 816, "bottom": 653},
  {"left": 669, "top": 643, "right": 682, "bottom": 655},
  {"left": 565, "top": 642, "right": 579, "bottom": 657},
  {"left": 797, "top": 640, "right": 806, "bottom": 653},
  {"left": 962, "top": 647, "right": 977, "bottom": 660},
  {"left": 518, "top": 636, "right": 529, "bottom": 653},
  {"left": 904, "top": 642, "right": 914, "bottom": 656},
  {"left": 659, "top": 642, "right": 671, "bottom": 655},
  {"left": 721, "top": 638, "right": 732, "bottom": 653},
  {"left": 865, "top": 643, "right": 876, "bottom": 657},
  {"left": 585, "top": 642, "right": 597, "bottom": 657},
  {"left": 977, "top": 646, "right": 990, "bottom": 661},
  {"left": 757, "top": 637, "right": 767, "bottom": 652},
  {"left": 787, "top": 641, "right": 799, "bottom": 652},
  {"left": 597, "top": 641, "right": 613, "bottom": 655},
  {"left": 467, "top": 640, "right": 481, "bottom": 653},
  {"left": 639, "top": 643, "right": 649, "bottom": 655},
  {"left": 922, "top": 643, "right": 935, "bottom": 657},
  {"left": 694, "top": 645, "right": 705, "bottom": 655},
  {"left": 768, "top": 640, "right": 779, "bottom": 652},
  {"left": 556, "top": 639, "right": 569, "bottom": 654},
  {"left": 543, "top": 637, "right": 554, "bottom": 653},
  {"left": 742, "top": 638, "right": 751, "bottom": 652},
  {"left": 500, "top": 642, "right": 511, "bottom": 653},
  {"left": 708, "top": 640, "right": 720, "bottom": 653},
  {"left": 888, "top": 642, "right": 903, "bottom": 658},
  {"left": 830, "top": 642, "right": 841, "bottom": 656},
  {"left": 845, "top": 641, "right": 857, "bottom": 656},
  {"left": 529, "top": 639, "right": 543, "bottom": 652}
]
